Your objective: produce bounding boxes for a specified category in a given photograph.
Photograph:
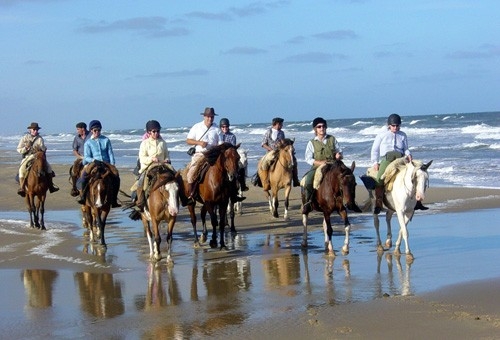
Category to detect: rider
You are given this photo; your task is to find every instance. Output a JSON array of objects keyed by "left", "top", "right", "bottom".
[
  {"left": 17, "top": 122, "right": 59, "bottom": 196},
  {"left": 134, "top": 120, "right": 171, "bottom": 211},
  {"left": 301, "top": 117, "right": 343, "bottom": 214},
  {"left": 70, "top": 122, "right": 90, "bottom": 196},
  {"left": 259, "top": 117, "right": 300, "bottom": 190},
  {"left": 76, "top": 120, "right": 121, "bottom": 208},
  {"left": 219, "top": 117, "right": 249, "bottom": 191},
  {"left": 185, "top": 107, "right": 244, "bottom": 205},
  {"left": 371, "top": 113, "right": 428, "bottom": 214}
]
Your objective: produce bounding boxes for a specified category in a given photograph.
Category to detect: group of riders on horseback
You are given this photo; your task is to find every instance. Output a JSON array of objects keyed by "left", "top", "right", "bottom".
[{"left": 17, "top": 111, "right": 428, "bottom": 222}]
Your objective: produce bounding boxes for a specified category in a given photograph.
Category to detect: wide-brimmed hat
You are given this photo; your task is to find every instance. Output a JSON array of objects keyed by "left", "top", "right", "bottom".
[
  {"left": 201, "top": 107, "right": 217, "bottom": 116},
  {"left": 27, "top": 122, "right": 41, "bottom": 130}
]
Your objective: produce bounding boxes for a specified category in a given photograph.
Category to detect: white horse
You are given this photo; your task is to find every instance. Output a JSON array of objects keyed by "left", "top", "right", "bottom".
[{"left": 365, "top": 158, "right": 432, "bottom": 262}]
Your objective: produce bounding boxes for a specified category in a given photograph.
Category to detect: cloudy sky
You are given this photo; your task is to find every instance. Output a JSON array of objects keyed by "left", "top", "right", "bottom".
[{"left": 1, "top": 0, "right": 499, "bottom": 134}]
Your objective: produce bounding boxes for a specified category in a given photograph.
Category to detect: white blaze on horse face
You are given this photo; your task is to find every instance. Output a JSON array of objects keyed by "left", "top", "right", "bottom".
[
  {"left": 165, "top": 182, "right": 179, "bottom": 216},
  {"left": 95, "top": 183, "right": 103, "bottom": 208},
  {"left": 415, "top": 168, "right": 428, "bottom": 201}
]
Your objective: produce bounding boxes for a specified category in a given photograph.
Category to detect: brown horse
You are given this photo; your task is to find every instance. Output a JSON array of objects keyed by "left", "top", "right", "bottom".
[
  {"left": 180, "top": 143, "right": 241, "bottom": 249},
  {"left": 257, "top": 138, "right": 295, "bottom": 219},
  {"left": 136, "top": 164, "right": 180, "bottom": 263},
  {"left": 69, "top": 158, "right": 83, "bottom": 197},
  {"left": 82, "top": 161, "right": 114, "bottom": 246},
  {"left": 24, "top": 150, "right": 49, "bottom": 230},
  {"left": 300, "top": 160, "right": 362, "bottom": 256}
]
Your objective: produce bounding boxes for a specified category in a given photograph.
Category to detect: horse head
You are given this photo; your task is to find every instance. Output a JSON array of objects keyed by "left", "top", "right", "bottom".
[
  {"left": 277, "top": 139, "right": 295, "bottom": 170},
  {"left": 338, "top": 161, "right": 362, "bottom": 213},
  {"left": 413, "top": 160, "right": 432, "bottom": 202},
  {"left": 223, "top": 143, "right": 240, "bottom": 182}
]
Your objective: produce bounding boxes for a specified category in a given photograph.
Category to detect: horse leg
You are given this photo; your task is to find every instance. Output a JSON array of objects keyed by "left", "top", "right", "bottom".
[
  {"left": 385, "top": 211, "right": 393, "bottom": 249},
  {"left": 283, "top": 185, "right": 291, "bottom": 220},
  {"left": 341, "top": 211, "right": 350, "bottom": 256},
  {"left": 207, "top": 206, "right": 218, "bottom": 249},
  {"left": 228, "top": 200, "right": 237, "bottom": 237},
  {"left": 187, "top": 205, "right": 200, "bottom": 247},
  {"left": 218, "top": 203, "right": 228, "bottom": 250},
  {"left": 39, "top": 197, "right": 46, "bottom": 230},
  {"left": 165, "top": 216, "right": 176, "bottom": 265},
  {"left": 271, "top": 188, "right": 279, "bottom": 218},
  {"left": 144, "top": 220, "right": 155, "bottom": 259},
  {"left": 394, "top": 211, "right": 413, "bottom": 261},
  {"left": 34, "top": 198, "right": 41, "bottom": 229},
  {"left": 200, "top": 204, "right": 209, "bottom": 244},
  {"left": 301, "top": 213, "right": 309, "bottom": 248},
  {"left": 97, "top": 212, "right": 107, "bottom": 247},
  {"left": 323, "top": 215, "right": 335, "bottom": 257},
  {"left": 373, "top": 213, "right": 384, "bottom": 252},
  {"left": 26, "top": 195, "right": 35, "bottom": 228},
  {"left": 151, "top": 219, "right": 162, "bottom": 262},
  {"left": 264, "top": 190, "right": 273, "bottom": 215}
]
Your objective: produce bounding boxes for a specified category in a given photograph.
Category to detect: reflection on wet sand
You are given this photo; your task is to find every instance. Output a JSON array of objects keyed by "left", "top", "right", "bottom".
[
  {"left": 374, "top": 252, "right": 413, "bottom": 298},
  {"left": 22, "top": 269, "right": 58, "bottom": 308},
  {"left": 74, "top": 272, "right": 124, "bottom": 318}
]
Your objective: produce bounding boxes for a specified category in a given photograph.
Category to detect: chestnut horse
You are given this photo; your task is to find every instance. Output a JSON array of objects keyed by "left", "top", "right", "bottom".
[
  {"left": 180, "top": 143, "right": 241, "bottom": 249},
  {"left": 82, "top": 161, "right": 114, "bottom": 246},
  {"left": 257, "top": 138, "right": 295, "bottom": 219},
  {"left": 300, "top": 160, "right": 362, "bottom": 256},
  {"left": 24, "top": 150, "right": 49, "bottom": 230},
  {"left": 137, "top": 164, "right": 179, "bottom": 263}
]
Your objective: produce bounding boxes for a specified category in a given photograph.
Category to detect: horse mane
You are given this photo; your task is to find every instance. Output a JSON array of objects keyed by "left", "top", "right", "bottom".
[
  {"left": 203, "top": 142, "right": 233, "bottom": 165},
  {"left": 312, "top": 160, "right": 346, "bottom": 189},
  {"left": 382, "top": 158, "right": 423, "bottom": 191},
  {"left": 277, "top": 138, "right": 294, "bottom": 148}
]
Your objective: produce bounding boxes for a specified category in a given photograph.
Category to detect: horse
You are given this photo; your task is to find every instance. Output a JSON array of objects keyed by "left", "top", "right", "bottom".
[
  {"left": 69, "top": 158, "right": 83, "bottom": 197},
  {"left": 23, "top": 150, "right": 49, "bottom": 230},
  {"left": 257, "top": 138, "right": 295, "bottom": 219},
  {"left": 300, "top": 160, "right": 362, "bottom": 256},
  {"left": 180, "top": 143, "right": 241, "bottom": 249},
  {"left": 134, "top": 164, "right": 180, "bottom": 263},
  {"left": 365, "top": 158, "right": 432, "bottom": 262},
  {"left": 81, "top": 161, "right": 115, "bottom": 246},
  {"left": 223, "top": 147, "right": 248, "bottom": 231}
]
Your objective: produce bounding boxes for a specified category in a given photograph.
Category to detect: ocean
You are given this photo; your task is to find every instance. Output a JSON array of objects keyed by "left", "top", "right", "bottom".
[{"left": 1, "top": 111, "right": 499, "bottom": 189}]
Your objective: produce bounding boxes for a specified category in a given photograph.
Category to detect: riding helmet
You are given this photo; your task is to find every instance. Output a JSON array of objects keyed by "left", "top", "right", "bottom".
[
  {"left": 89, "top": 120, "right": 102, "bottom": 130},
  {"left": 219, "top": 118, "right": 230, "bottom": 127},
  {"left": 387, "top": 114, "right": 402, "bottom": 125},
  {"left": 146, "top": 120, "right": 161, "bottom": 131}
]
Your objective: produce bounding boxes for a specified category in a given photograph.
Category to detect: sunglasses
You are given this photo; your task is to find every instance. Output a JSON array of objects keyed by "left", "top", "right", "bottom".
[
  {"left": 150, "top": 130, "right": 160, "bottom": 133},
  {"left": 390, "top": 124, "right": 400, "bottom": 127},
  {"left": 92, "top": 128, "right": 101, "bottom": 132},
  {"left": 315, "top": 124, "right": 326, "bottom": 129},
  {"left": 220, "top": 125, "right": 229, "bottom": 128}
]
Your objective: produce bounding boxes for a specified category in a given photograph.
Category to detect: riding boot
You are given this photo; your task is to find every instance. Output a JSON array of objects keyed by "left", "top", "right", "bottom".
[
  {"left": 111, "top": 176, "right": 121, "bottom": 208},
  {"left": 301, "top": 187, "right": 313, "bottom": 214},
  {"left": 374, "top": 185, "right": 385, "bottom": 215},
  {"left": 77, "top": 180, "right": 87, "bottom": 204},
  {"left": 70, "top": 174, "right": 79, "bottom": 197},
  {"left": 17, "top": 177, "right": 26, "bottom": 197},
  {"left": 186, "top": 183, "right": 196, "bottom": 205},
  {"left": 238, "top": 168, "right": 249, "bottom": 191},
  {"left": 292, "top": 162, "right": 300, "bottom": 187},
  {"left": 414, "top": 201, "right": 429, "bottom": 211},
  {"left": 135, "top": 186, "right": 145, "bottom": 211},
  {"left": 47, "top": 172, "right": 59, "bottom": 193}
]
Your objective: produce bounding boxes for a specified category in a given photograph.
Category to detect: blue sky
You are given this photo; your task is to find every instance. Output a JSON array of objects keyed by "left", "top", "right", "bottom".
[{"left": 1, "top": 0, "right": 499, "bottom": 134}]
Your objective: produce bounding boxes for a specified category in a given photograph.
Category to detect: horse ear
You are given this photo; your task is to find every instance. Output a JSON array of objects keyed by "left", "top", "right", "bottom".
[
  {"left": 421, "top": 160, "right": 433, "bottom": 171},
  {"left": 350, "top": 161, "right": 355, "bottom": 172},
  {"left": 235, "top": 143, "right": 241, "bottom": 149}
]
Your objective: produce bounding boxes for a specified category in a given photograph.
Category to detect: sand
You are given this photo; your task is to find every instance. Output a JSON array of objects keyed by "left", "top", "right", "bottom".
[{"left": 1, "top": 163, "right": 500, "bottom": 339}]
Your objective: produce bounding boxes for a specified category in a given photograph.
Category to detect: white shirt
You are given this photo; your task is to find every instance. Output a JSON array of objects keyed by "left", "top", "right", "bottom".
[{"left": 187, "top": 121, "right": 222, "bottom": 153}]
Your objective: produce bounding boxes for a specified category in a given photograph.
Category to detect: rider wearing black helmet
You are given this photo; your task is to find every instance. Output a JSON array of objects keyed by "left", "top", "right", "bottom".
[
  {"left": 370, "top": 113, "right": 428, "bottom": 214},
  {"left": 219, "top": 117, "right": 249, "bottom": 192}
]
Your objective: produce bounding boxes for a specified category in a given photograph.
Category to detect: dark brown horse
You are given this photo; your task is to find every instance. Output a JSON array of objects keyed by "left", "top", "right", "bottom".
[
  {"left": 257, "top": 138, "right": 295, "bottom": 219},
  {"left": 24, "top": 150, "right": 49, "bottom": 230},
  {"left": 180, "top": 143, "right": 241, "bottom": 249},
  {"left": 136, "top": 164, "right": 180, "bottom": 263},
  {"left": 82, "top": 161, "right": 114, "bottom": 246},
  {"left": 300, "top": 160, "right": 362, "bottom": 256}
]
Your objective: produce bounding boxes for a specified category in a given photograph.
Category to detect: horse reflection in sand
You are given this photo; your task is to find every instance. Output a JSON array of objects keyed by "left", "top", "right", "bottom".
[
  {"left": 300, "top": 161, "right": 362, "bottom": 256},
  {"left": 363, "top": 158, "right": 432, "bottom": 261},
  {"left": 74, "top": 272, "right": 124, "bottom": 318},
  {"left": 22, "top": 269, "right": 58, "bottom": 308},
  {"left": 23, "top": 150, "right": 50, "bottom": 230}
]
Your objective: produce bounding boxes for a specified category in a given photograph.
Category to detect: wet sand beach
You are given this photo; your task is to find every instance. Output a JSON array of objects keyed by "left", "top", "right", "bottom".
[{"left": 1, "top": 164, "right": 500, "bottom": 339}]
